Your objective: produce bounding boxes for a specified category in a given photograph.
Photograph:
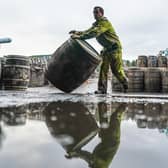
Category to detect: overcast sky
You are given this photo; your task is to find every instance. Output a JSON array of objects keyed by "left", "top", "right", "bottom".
[{"left": 0, "top": 0, "right": 168, "bottom": 60}]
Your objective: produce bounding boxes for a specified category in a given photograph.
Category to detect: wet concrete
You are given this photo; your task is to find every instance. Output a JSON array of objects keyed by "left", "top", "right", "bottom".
[{"left": 1, "top": 79, "right": 168, "bottom": 108}]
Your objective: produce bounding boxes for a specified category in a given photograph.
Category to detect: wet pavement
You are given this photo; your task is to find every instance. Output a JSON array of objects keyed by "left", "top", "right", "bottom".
[
  {"left": 1, "top": 79, "right": 168, "bottom": 108},
  {"left": 0, "top": 79, "right": 168, "bottom": 168}
]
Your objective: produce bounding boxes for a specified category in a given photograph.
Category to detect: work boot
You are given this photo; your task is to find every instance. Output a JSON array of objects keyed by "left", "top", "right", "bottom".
[
  {"left": 122, "top": 77, "right": 129, "bottom": 93},
  {"left": 94, "top": 90, "right": 106, "bottom": 94}
]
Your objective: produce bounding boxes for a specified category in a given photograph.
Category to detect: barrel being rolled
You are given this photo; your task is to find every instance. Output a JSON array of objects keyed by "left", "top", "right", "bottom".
[
  {"left": 137, "top": 55, "right": 147, "bottom": 67},
  {"left": 45, "top": 38, "right": 101, "bottom": 93},
  {"left": 144, "top": 68, "right": 161, "bottom": 92},
  {"left": 3, "top": 55, "right": 30, "bottom": 90}
]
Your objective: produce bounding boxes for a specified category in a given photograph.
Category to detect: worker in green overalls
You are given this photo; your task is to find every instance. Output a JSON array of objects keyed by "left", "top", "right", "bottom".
[{"left": 70, "top": 6, "right": 128, "bottom": 94}]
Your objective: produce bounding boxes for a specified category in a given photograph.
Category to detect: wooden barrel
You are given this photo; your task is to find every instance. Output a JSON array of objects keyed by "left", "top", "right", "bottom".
[
  {"left": 0, "top": 58, "right": 2, "bottom": 89},
  {"left": 111, "top": 75, "right": 123, "bottom": 92},
  {"left": 3, "top": 55, "right": 30, "bottom": 90},
  {"left": 0, "top": 58, "right": 5, "bottom": 90},
  {"left": 126, "top": 68, "right": 144, "bottom": 92},
  {"left": 158, "top": 56, "right": 167, "bottom": 67},
  {"left": 29, "top": 65, "right": 45, "bottom": 87},
  {"left": 45, "top": 38, "right": 101, "bottom": 93},
  {"left": 147, "top": 55, "right": 158, "bottom": 67},
  {"left": 137, "top": 55, "right": 147, "bottom": 67},
  {"left": 161, "top": 69, "right": 168, "bottom": 92},
  {"left": 144, "top": 68, "right": 161, "bottom": 92}
]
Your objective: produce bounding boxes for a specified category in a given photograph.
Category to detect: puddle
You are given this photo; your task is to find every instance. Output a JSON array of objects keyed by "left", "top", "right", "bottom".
[{"left": 0, "top": 101, "right": 168, "bottom": 168}]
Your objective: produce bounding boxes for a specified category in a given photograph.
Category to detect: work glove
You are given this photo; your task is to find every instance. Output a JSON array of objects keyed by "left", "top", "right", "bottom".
[
  {"left": 69, "top": 30, "right": 82, "bottom": 35},
  {"left": 70, "top": 34, "right": 81, "bottom": 39},
  {"left": 69, "top": 30, "right": 77, "bottom": 34}
]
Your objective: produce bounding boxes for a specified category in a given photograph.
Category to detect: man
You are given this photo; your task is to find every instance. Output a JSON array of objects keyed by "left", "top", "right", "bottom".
[{"left": 69, "top": 6, "right": 128, "bottom": 94}]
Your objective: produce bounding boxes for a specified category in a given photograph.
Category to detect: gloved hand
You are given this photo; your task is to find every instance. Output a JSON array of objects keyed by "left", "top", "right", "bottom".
[
  {"left": 71, "top": 34, "right": 81, "bottom": 39},
  {"left": 69, "top": 30, "right": 82, "bottom": 35},
  {"left": 69, "top": 30, "right": 77, "bottom": 34}
]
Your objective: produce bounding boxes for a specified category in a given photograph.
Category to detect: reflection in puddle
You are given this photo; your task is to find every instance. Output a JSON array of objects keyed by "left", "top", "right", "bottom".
[
  {"left": 0, "top": 101, "right": 168, "bottom": 168},
  {"left": 43, "top": 101, "right": 99, "bottom": 152}
]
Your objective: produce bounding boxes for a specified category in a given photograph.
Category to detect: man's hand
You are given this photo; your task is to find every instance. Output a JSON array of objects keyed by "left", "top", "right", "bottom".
[
  {"left": 69, "top": 30, "right": 82, "bottom": 35},
  {"left": 69, "top": 30, "right": 76, "bottom": 34},
  {"left": 71, "top": 34, "right": 81, "bottom": 39}
]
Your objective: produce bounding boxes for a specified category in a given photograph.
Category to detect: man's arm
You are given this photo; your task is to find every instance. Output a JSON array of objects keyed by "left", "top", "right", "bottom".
[{"left": 79, "top": 21, "right": 109, "bottom": 40}]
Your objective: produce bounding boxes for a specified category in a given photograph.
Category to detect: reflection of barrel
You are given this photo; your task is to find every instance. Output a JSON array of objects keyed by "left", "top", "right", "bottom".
[
  {"left": 147, "top": 55, "right": 158, "bottom": 67},
  {"left": 158, "top": 120, "right": 168, "bottom": 129},
  {"left": 128, "top": 103, "right": 144, "bottom": 114},
  {"left": 45, "top": 38, "right": 101, "bottom": 93},
  {"left": 147, "top": 120, "right": 158, "bottom": 129},
  {"left": 137, "top": 55, "right": 147, "bottom": 67},
  {"left": 137, "top": 119, "right": 147, "bottom": 128},
  {"left": 3, "top": 55, "right": 30, "bottom": 90},
  {"left": 162, "top": 103, "right": 168, "bottom": 115},
  {"left": 161, "top": 69, "right": 168, "bottom": 92},
  {"left": 144, "top": 103, "right": 161, "bottom": 120},
  {"left": 2, "top": 105, "right": 28, "bottom": 125},
  {"left": 126, "top": 68, "right": 144, "bottom": 92},
  {"left": 112, "top": 75, "right": 123, "bottom": 92},
  {"left": 144, "top": 68, "right": 161, "bottom": 92},
  {"left": 43, "top": 101, "right": 98, "bottom": 152},
  {"left": 158, "top": 56, "right": 167, "bottom": 67}
]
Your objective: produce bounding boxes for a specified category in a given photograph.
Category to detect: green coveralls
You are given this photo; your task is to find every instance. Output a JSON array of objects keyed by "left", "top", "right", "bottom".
[{"left": 78, "top": 17, "right": 128, "bottom": 93}]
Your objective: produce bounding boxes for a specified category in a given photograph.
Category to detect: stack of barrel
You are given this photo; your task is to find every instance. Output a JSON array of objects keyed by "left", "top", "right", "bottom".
[
  {"left": 0, "top": 55, "right": 30, "bottom": 90},
  {"left": 112, "top": 55, "right": 168, "bottom": 93}
]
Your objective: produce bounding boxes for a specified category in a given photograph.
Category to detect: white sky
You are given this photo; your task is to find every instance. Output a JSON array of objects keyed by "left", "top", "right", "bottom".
[{"left": 0, "top": 0, "right": 168, "bottom": 60}]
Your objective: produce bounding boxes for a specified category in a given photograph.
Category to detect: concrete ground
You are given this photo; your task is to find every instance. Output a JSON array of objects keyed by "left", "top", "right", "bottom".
[{"left": 0, "top": 78, "right": 168, "bottom": 108}]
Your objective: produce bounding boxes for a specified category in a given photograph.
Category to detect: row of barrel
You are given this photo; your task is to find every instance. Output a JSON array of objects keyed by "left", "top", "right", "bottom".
[
  {"left": 1, "top": 101, "right": 168, "bottom": 130},
  {"left": 137, "top": 55, "right": 168, "bottom": 67},
  {"left": 112, "top": 67, "right": 168, "bottom": 92},
  {"left": 0, "top": 55, "right": 48, "bottom": 90}
]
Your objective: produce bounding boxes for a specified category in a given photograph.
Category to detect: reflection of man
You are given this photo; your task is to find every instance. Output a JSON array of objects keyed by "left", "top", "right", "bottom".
[
  {"left": 70, "top": 6, "right": 128, "bottom": 94},
  {"left": 67, "top": 102, "right": 126, "bottom": 168}
]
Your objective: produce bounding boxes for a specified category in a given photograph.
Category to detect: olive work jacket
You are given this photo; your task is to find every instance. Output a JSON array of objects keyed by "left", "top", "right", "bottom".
[{"left": 78, "top": 17, "right": 122, "bottom": 50}]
